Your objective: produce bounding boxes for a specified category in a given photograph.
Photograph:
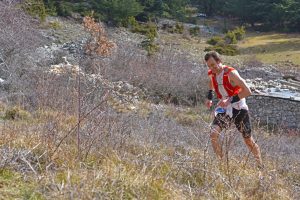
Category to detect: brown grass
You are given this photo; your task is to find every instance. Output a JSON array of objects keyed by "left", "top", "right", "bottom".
[
  {"left": 238, "top": 32, "right": 300, "bottom": 67},
  {"left": 0, "top": 103, "right": 298, "bottom": 199}
]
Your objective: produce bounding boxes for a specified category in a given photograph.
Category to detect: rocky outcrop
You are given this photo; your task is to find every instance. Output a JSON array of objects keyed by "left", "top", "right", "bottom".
[
  {"left": 48, "top": 58, "right": 147, "bottom": 113},
  {"left": 239, "top": 65, "right": 283, "bottom": 81},
  {"left": 246, "top": 77, "right": 300, "bottom": 100}
]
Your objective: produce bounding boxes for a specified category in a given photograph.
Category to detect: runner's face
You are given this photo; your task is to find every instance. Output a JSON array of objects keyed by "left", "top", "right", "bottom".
[{"left": 206, "top": 57, "right": 220, "bottom": 73}]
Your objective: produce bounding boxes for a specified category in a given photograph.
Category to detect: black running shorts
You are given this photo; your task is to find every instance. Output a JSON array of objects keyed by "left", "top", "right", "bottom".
[{"left": 212, "top": 108, "right": 252, "bottom": 138}]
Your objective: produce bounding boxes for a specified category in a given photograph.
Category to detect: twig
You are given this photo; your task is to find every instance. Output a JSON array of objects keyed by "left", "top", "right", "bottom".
[{"left": 51, "top": 90, "right": 110, "bottom": 159}]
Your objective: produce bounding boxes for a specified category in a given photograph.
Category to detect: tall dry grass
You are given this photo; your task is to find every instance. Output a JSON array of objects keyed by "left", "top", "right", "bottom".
[{"left": 0, "top": 10, "right": 299, "bottom": 200}]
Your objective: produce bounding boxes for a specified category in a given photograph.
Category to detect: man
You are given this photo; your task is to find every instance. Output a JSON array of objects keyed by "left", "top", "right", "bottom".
[{"left": 204, "top": 51, "right": 263, "bottom": 168}]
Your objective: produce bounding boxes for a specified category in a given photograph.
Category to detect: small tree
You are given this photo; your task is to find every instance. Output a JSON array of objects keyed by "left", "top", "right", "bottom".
[
  {"left": 83, "top": 16, "right": 116, "bottom": 57},
  {"left": 233, "top": 26, "right": 245, "bottom": 40},
  {"left": 224, "top": 30, "right": 237, "bottom": 44},
  {"left": 21, "top": 0, "right": 47, "bottom": 22},
  {"left": 100, "top": 0, "right": 143, "bottom": 26}
]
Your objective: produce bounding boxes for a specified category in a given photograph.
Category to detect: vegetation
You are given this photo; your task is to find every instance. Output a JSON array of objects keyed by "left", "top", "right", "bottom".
[
  {"left": 206, "top": 27, "right": 245, "bottom": 56},
  {"left": 192, "top": 0, "right": 300, "bottom": 32},
  {"left": 48, "top": 20, "right": 62, "bottom": 30},
  {"left": 207, "top": 36, "right": 225, "bottom": 46},
  {"left": 189, "top": 26, "right": 200, "bottom": 36},
  {"left": 0, "top": 103, "right": 298, "bottom": 199},
  {"left": 205, "top": 44, "right": 239, "bottom": 56},
  {"left": 130, "top": 20, "right": 159, "bottom": 56},
  {"left": 42, "top": 0, "right": 187, "bottom": 25},
  {"left": 16, "top": 0, "right": 299, "bottom": 32},
  {"left": 1, "top": 1, "right": 300, "bottom": 199},
  {"left": 83, "top": 16, "right": 115, "bottom": 56},
  {"left": 238, "top": 33, "right": 300, "bottom": 66},
  {"left": 21, "top": 0, "right": 47, "bottom": 22}
]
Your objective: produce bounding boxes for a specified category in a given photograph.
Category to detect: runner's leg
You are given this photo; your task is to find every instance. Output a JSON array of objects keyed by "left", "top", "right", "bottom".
[{"left": 233, "top": 108, "right": 263, "bottom": 167}]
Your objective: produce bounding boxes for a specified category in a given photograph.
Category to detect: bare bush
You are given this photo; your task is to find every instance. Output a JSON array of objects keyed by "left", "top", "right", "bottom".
[
  {"left": 0, "top": 5, "right": 298, "bottom": 199},
  {"left": 0, "top": 2, "right": 47, "bottom": 104},
  {"left": 96, "top": 42, "right": 208, "bottom": 105},
  {"left": 0, "top": 2, "right": 44, "bottom": 58},
  {"left": 0, "top": 100, "right": 299, "bottom": 199}
]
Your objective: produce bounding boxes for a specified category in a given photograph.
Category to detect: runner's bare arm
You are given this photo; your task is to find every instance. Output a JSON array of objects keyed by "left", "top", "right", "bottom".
[
  {"left": 205, "top": 75, "right": 214, "bottom": 108},
  {"left": 208, "top": 75, "right": 213, "bottom": 90},
  {"left": 229, "top": 70, "right": 251, "bottom": 99}
]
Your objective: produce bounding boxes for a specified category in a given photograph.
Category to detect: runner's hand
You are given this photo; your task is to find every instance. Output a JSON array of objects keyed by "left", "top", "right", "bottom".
[
  {"left": 217, "top": 98, "right": 231, "bottom": 107},
  {"left": 205, "top": 99, "right": 213, "bottom": 108}
]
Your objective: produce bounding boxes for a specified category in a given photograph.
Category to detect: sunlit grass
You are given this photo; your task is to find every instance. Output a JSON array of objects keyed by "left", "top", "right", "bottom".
[
  {"left": 238, "top": 33, "right": 300, "bottom": 66},
  {"left": 0, "top": 102, "right": 297, "bottom": 199},
  {"left": 0, "top": 169, "right": 43, "bottom": 200}
]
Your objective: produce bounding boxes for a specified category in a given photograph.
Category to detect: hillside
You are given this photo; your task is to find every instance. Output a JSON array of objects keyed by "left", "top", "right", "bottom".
[{"left": 0, "top": 2, "right": 300, "bottom": 200}]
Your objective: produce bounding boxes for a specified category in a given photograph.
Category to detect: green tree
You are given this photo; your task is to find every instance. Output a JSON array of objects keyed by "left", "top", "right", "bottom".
[
  {"left": 192, "top": 0, "right": 226, "bottom": 16},
  {"left": 137, "top": 0, "right": 163, "bottom": 21},
  {"left": 287, "top": 1, "right": 300, "bottom": 31},
  {"left": 224, "top": 0, "right": 267, "bottom": 26},
  {"left": 266, "top": 0, "right": 300, "bottom": 31},
  {"left": 99, "top": 0, "right": 144, "bottom": 25},
  {"left": 22, "top": 0, "right": 47, "bottom": 22},
  {"left": 163, "top": 0, "right": 189, "bottom": 20}
]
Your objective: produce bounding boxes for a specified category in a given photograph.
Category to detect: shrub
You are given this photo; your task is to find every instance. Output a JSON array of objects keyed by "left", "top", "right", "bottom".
[
  {"left": 146, "top": 23, "right": 158, "bottom": 39},
  {"left": 205, "top": 44, "right": 239, "bottom": 56},
  {"left": 131, "top": 22, "right": 159, "bottom": 56},
  {"left": 224, "top": 31, "right": 237, "bottom": 44},
  {"left": 165, "top": 108, "right": 198, "bottom": 126},
  {"left": 132, "top": 22, "right": 158, "bottom": 38},
  {"left": 56, "top": 2, "right": 73, "bottom": 17},
  {"left": 185, "top": 17, "right": 197, "bottom": 24},
  {"left": 164, "top": 22, "right": 184, "bottom": 34},
  {"left": 207, "top": 36, "right": 224, "bottom": 45},
  {"left": 48, "top": 21, "right": 61, "bottom": 30},
  {"left": 141, "top": 39, "right": 159, "bottom": 56},
  {"left": 189, "top": 27, "right": 200, "bottom": 36},
  {"left": 45, "top": 1, "right": 57, "bottom": 16},
  {"left": 225, "top": 26, "right": 246, "bottom": 44},
  {"left": 233, "top": 26, "right": 246, "bottom": 40},
  {"left": 4, "top": 106, "right": 31, "bottom": 120},
  {"left": 21, "top": 0, "right": 47, "bottom": 22},
  {"left": 174, "top": 22, "right": 184, "bottom": 34},
  {"left": 83, "top": 16, "right": 116, "bottom": 56},
  {"left": 206, "top": 26, "right": 245, "bottom": 56},
  {"left": 128, "top": 16, "right": 139, "bottom": 29}
]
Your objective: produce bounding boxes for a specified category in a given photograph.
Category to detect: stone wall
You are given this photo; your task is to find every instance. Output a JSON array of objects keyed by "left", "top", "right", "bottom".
[{"left": 246, "top": 95, "right": 300, "bottom": 129}]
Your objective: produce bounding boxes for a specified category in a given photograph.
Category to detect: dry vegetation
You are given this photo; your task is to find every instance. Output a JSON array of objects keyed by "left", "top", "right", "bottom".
[
  {"left": 238, "top": 33, "right": 300, "bottom": 67},
  {"left": 0, "top": 3, "right": 299, "bottom": 200},
  {"left": 0, "top": 102, "right": 299, "bottom": 199}
]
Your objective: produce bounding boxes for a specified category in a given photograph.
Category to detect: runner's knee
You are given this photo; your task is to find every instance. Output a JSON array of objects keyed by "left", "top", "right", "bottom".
[
  {"left": 244, "top": 137, "right": 259, "bottom": 150},
  {"left": 239, "top": 126, "right": 251, "bottom": 138}
]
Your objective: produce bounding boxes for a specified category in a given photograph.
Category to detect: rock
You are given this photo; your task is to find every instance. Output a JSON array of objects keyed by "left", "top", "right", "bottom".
[
  {"left": 275, "top": 87, "right": 281, "bottom": 92},
  {"left": 0, "top": 78, "right": 9, "bottom": 92}
]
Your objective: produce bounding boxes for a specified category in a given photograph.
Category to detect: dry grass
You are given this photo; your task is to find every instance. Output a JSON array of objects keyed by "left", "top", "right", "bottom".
[
  {"left": 238, "top": 33, "right": 300, "bottom": 67},
  {"left": 0, "top": 11, "right": 299, "bottom": 199},
  {"left": 159, "top": 25, "right": 300, "bottom": 70},
  {"left": 158, "top": 32, "right": 207, "bottom": 59},
  {"left": 158, "top": 31, "right": 244, "bottom": 68},
  {"left": 0, "top": 103, "right": 299, "bottom": 199}
]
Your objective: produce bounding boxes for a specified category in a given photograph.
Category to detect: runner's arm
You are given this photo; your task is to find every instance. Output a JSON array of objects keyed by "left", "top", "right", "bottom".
[
  {"left": 205, "top": 75, "right": 214, "bottom": 108},
  {"left": 229, "top": 70, "right": 251, "bottom": 100}
]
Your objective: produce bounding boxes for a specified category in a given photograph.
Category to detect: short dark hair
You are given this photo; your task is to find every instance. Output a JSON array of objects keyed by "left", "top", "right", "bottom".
[{"left": 204, "top": 51, "right": 221, "bottom": 62}]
